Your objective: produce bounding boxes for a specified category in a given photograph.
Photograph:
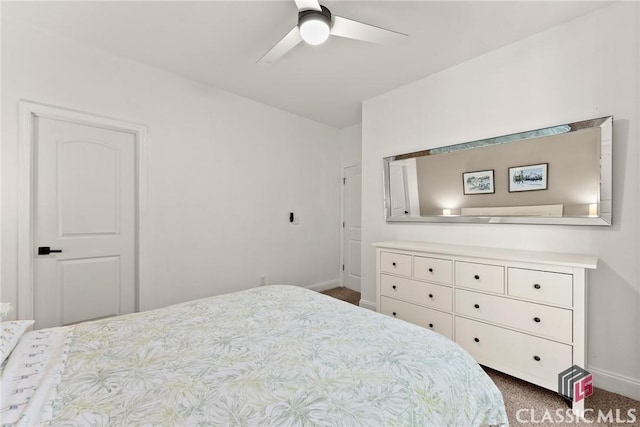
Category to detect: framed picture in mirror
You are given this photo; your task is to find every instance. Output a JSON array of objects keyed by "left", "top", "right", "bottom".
[
  {"left": 509, "top": 163, "right": 548, "bottom": 192},
  {"left": 462, "top": 170, "right": 495, "bottom": 195}
]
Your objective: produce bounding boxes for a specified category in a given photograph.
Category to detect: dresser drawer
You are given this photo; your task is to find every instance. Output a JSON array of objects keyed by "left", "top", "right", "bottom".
[
  {"left": 380, "top": 297, "right": 453, "bottom": 339},
  {"left": 508, "top": 268, "right": 573, "bottom": 307},
  {"left": 380, "top": 252, "right": 412, "bottom": 277},
  {"left": 455, "top": 289, "right": 573, "bottom": 342},
  {"left": 455, "top": 317, "right": 572, "bottom": 390},
  {"left": 380, "top": 274, "right": 452, "bottom": 311},
  {"left": 455, "top": 261, "right": 505, "bottom": 294},
  {"left": 414, "top": 256, "right": 453, "bottom": 284}
]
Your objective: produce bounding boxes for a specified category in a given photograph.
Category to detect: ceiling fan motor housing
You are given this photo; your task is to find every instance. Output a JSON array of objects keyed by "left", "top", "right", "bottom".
[{"left": 298, "top": 5, "right": 332, "bottom": 29}]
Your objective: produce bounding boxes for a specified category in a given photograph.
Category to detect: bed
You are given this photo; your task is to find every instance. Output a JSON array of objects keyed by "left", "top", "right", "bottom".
[{"left": 1, "top": 285, "right": 507, "bottom": 426}]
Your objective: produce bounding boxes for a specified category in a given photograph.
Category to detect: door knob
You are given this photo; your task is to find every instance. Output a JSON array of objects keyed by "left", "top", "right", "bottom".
[{"left": 38, "top": 246, "right": 62, "bottom": 255}]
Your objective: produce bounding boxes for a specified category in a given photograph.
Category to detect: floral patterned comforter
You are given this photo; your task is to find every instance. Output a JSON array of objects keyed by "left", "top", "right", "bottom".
[{"left": 4, "top": 285, "right": 507, "bottom": 426}]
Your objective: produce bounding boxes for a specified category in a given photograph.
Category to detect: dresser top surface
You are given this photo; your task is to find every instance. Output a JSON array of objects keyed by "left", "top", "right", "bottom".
[{"left": 373, "top": 241, "right": 597, "bottom": 269}]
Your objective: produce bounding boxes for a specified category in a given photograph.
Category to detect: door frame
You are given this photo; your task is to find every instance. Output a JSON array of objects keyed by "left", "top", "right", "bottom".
[{"left": 17, "top": 100, "right": 149, "bottom": 320}]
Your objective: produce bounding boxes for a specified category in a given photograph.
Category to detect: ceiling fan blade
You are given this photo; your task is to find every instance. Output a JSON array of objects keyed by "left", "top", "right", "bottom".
[
  {"left": 294, "top": 0, "right": 321, "bottom": 12},
  {"left": 257, "top": 26, "right": 303, "bottom": 64},
  {"left": 331, "top": 15, "right": 407, "bottom": 44}
]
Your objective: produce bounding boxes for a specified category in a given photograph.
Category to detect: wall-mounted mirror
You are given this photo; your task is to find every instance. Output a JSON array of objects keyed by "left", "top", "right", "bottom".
[{"left": 383, "top": 116, "right": 612, "bottom": 225}]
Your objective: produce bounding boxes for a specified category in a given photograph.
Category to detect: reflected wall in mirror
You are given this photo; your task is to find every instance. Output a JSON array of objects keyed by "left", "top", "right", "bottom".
[{"left": 383, "top": 116, "right": 612, "bottom": 225}]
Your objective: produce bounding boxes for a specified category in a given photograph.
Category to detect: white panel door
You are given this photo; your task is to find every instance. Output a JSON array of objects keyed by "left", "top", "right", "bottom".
[
  {"left": 34, "top": 117, "right": 136, "bottom": 328},
  {"left": 342, "top": 165, "right": 361, "bottom": 292},
  {"left": 389, "top": 163, "right": 409, "bottom": 216}
]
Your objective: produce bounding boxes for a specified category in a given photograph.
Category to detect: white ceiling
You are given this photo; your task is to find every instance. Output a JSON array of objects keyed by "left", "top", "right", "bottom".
[{"left": 3, "top": 1, "right": 612, "bottom": 128}]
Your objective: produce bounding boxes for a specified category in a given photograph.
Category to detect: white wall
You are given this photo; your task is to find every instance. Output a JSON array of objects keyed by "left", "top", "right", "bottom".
[
  {"left": 362, "top": 2, "right": 639, "bottom": 399},
  {"left": 1, "top": 20, "right": 341, "bottom": 313},
  {"left": 339, "top": 123, "right": 362, "bottom": 170}
]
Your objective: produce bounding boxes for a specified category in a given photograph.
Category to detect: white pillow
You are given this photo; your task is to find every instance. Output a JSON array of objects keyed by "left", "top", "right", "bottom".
[
  {"left": 1, "top": 320, "right": 35, "bottom": 364},
  {"left": 0, "top": 302, "right": 13, "bottom": 321}
]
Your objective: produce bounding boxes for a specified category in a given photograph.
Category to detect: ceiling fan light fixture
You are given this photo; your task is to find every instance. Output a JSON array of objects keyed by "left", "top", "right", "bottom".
[
  {"left": 299, "top": 19, "right": 330, "bottom": 45},
  {"left": 298, "top": 6, "right": 332, "bottom": 45}
]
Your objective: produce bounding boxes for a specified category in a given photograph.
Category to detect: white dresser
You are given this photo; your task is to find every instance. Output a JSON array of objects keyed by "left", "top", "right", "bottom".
[{"left": 374, "top": 241, "right": 597, "bottom": 412}]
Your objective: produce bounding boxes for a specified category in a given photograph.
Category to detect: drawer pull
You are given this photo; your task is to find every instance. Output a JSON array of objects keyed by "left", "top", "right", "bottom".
[
  {"left": 533, "top": 317, "right": 541, "bottom": 323},
  {"left": 429, "top": 323, "right": 434, "bottom": 328},
  {"left": 533, "top": 283, "right": 541, "bottom": 289},
  {"left": 392, "top": 262, "right": 397, "bottom": 267},
  {"left": 392, "top": 312, "right": 397, "bottom": 316},
  {"left": 428, "top": 268, "right": 433, "bottom": 273},
  {"left": 474, "top": 337, "right": 480, "bottom": 343},
  {"left": 474, "top": 275, "right": 480, "bottom": 280},
  {"left": 533, "top": 355, "right": 541, "bottom": 362},
  {"left": 428, "top": 293, "right": 434, "bottom": 299},
  {"left": 392, "top": 285, "right": 397, "bottom": 290},
  {"left": 474, "top": 304, "right": 480, "bottom": 309}
]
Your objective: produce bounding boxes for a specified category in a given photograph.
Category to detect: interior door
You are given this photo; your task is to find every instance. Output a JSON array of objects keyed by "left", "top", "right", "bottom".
[
  {"left": 34, "top": 117, "right": 136, "bottom": 328},
  {"left": 389, "top": 163, "right": 410, "bottom": 216},
  {"left": 342, "top": 165, "right": 361, "bottom": 292}
]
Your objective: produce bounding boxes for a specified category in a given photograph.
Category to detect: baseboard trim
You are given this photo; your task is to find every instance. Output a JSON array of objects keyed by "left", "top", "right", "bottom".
[
  {"left": 306, "top": 280, "right": 340, "bottom": 293},
  {"left": 359, "top": 299, "right": 377, "bottom": 311},
  {"left": 588, "top": 365, "right": 640, "bottom": 401}
]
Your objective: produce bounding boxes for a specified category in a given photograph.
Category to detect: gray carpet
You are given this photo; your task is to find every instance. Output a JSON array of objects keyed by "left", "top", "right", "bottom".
[
  {"left": 322, "top": 287, "right": 639, "bottom": 425},
  {"left": 321, "top": 287, "right": 361, "bottom": 306}
]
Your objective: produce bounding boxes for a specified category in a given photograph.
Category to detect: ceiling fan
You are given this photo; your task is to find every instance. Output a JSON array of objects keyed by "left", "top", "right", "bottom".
[{"left": 258, "top": 0, "right": 407, "bottom": 64}]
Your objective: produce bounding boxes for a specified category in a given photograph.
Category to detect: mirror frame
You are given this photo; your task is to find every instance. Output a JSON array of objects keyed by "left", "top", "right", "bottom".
[{"left": 383, "top": 116, "right": 612, "bottom": 226}]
